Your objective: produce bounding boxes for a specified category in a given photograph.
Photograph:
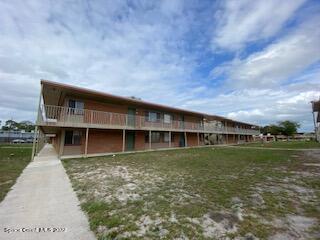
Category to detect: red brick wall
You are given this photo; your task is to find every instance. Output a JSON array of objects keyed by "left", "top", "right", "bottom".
[
  {"left": 186, "top": 132, "right": 198, "bottom": 146},
  {"left": 52, "top": 131, "right": 60, "bottom": 153},
  {"left": 87, "top": 129, "right": 123, "bottom": 154},
  {"left": 184, "top": 115, "right": 201, "bottom": 124},
  {"left": 135, "top": 131, "right": 146, "bottom": 150},
  {"left": 84, "top": 99, "right": 128, "bottom": 114},
  {"left": 171, "top": 132, "right": 180, "bottom": 147},
  {"left": 54, "top": 129, "right": 216, "bottom": 156},
  {"left": 226, "top": 134, "right": 237, "bottom": 143},
  {"left": 148, "top": 142, "right": 169, "bottom": 149}
]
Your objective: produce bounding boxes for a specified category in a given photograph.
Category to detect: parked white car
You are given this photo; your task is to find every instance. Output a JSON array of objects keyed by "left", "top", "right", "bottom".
[
  {"left": 12, "top": 139, "right": 25, "bottom": 144},
  {"left": 26, "top": 138, "right": 34, "bottom": 143}
]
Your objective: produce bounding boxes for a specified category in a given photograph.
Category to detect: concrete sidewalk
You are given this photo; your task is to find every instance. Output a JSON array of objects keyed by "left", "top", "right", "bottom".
[{"left": 0, "top": 144, "right": 96, "bottom": 240}]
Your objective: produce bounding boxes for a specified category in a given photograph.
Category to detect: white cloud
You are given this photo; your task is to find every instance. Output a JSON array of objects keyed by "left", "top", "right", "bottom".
[
  {"left": 0, "top": 0, "right": 318, "bottom": 133},
  {"left": 212, "top": 0, "right": 306, "bottom": 51},
  {"left": 185, "top": 88, "right": 320, "bottom": 131},
  {"left": 0, "top": 0, "right": 204, "bottom": 122},
  {"left": 212, "top": 16, "right": 320, "bottom": 88},
  {"left": 160, "top": 0, "right": 184, "bottom": 16},
  {"left": 183, "top": 67, "right": 320, "bottom": 131}
]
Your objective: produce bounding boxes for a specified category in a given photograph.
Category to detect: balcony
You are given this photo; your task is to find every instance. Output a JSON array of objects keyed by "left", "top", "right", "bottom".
[{"left": 38, "top": 105, "right": 260, "bottom": 135}]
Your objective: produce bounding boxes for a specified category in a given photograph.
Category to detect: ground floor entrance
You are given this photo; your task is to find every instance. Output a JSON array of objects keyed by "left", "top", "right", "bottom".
[{"left": 126, "top": 131, "right": 135, "bottom": 151}]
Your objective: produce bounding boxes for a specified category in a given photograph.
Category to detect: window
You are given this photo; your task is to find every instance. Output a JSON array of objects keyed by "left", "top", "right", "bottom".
[
  {"left": 145, "top": 132, "right": 172, "bottom": 143},
  {"left": 145, "top": 111, "right": 161, "bottom": 122},
  {"left": 73, "top": 131, "right": 81, "bottom": 145},
  {"left": 164, "top": 114, "right": 171, "bottom": 123},
  {"left": 150, "top": 112, "right": 160, "bottom": 122},
  {"left": 65, "top": 130, "right": 81, "bottom": 145},
  {"left": 151, "top": 132, "right": 160, "bottom": 142},
  {"left": 163, "top": 132, "right": 169, "bottom": 142},
  {"left": 68, "top": 99, "right": 84, "bottom": 115},
  {"left": 149, "top": 112, "right": 157, "bottom": 122},
  {"left": 145, "top": 132, "right": 160, "bottom": 143},
  {"left": 65, "top": 131, "right": 73, "bottom": 144}
]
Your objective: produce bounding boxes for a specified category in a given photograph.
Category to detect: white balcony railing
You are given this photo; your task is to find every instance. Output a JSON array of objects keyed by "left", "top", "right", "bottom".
[{"left": 38, "top": 105, "right": 260, "bottom": 135}]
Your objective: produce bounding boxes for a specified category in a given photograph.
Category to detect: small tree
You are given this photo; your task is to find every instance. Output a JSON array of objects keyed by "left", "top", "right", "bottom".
[
  {"left": 2, "top": 120, "right": 18, "bottom": 130},
  {"left": 261, "top": 124, "right": 282, "bottom": 136},
  {"left": 268, "top": 124, "right": 282, "bottom": 136},
  {"left": 261, "top": 126, "right": 269, "bottom": 135},
  {"left": 19, "top": 121, "right": 35, "bottom": 132},
  {"left": 1, "top": 120, "right": 35, "bottom": 132},
  {"left": 278, "top": 120, "right": 300, "bottom": 140}
]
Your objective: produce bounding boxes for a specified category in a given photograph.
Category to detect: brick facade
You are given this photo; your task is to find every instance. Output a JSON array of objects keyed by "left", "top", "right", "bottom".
[
  {"left": 87, "top": 129, "right": 123, "bottom": 154},
  {"left": 38, "top": 81, "right": 258, "bottom": 158}
]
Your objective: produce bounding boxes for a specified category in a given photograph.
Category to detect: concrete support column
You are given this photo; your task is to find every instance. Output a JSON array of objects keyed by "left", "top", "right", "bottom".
[
  {"left": 35, "top": 129, "right": 40, "bottom": 156},
  {"left": 59, "top": 129, "right": 65, "bottom": 158},
  {"left": 226, "top": 134, "right": 228, "bottom": 144},
  {"left": 238, "top": 134, "right": 240, "bottom": 144},
  {"left": 312, "top": 109, "right": 317, "bottom": 141},
  {"left": 184, "top": 132, "right": 188, "bottom": 147},
  {"left": 169, "top": 131, "right": 171, "bottom": 148},
  {"left": 149, "top": 130, "right": 152, "bottom": 150},
  {"left": 122, "top": 129, "right": 126, "bottom": 152},
  {"left": 31, "top": 83, "right": 43, "bottom": 160},
  {"left": 31, "top": 126, "right": 38, "bottom": 159},
  {"left": 197, "top": 132, "right": 200, "bottom": 146},
  {"left": 85, "top": 128, "right": 89, "bottom": 157}
]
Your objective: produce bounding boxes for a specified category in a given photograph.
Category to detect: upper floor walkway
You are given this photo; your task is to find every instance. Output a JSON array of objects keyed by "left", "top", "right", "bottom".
[{"left": 37, "top": 105, "right": 260, "bottom": 135}]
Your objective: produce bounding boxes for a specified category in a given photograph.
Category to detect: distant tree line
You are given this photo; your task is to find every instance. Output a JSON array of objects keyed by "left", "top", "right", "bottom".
[
  {"left": 261, "top": 120, "right": 300, "bottom": 139},
  {"left": 1, "top": 120, "right": 35, "bottom": 132}
]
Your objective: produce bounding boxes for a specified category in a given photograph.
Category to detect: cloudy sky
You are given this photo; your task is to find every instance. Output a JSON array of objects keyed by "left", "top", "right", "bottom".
[{"left": 0, "top": 0, "right": 319, "bottom": 131}]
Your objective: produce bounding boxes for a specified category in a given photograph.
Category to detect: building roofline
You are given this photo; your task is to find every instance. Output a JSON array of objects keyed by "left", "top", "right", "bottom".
[
  {"left": 311, "top": 100, "right": 320, "bottom": 112},
  {"left": 40, "top": 79, "right": 259, "bottom": 127}
]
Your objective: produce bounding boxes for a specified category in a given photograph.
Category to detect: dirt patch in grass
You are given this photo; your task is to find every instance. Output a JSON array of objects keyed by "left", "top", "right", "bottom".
[{"left": 63, "top": 148, "right": 320, "bottom": 239}]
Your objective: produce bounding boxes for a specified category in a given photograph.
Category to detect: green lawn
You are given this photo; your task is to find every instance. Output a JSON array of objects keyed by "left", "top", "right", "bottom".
[
  {"left": 0, "top": 143, "right": 33, "bottom": 148},
  {"left": 0, "top": 146, "right": 32, "bottom": 201},
  {"left": 241, "top": 140, "right": 320, "bottom": 149},
  {"left": 63, "top": 147, "right": 320, "bottom": 239}
]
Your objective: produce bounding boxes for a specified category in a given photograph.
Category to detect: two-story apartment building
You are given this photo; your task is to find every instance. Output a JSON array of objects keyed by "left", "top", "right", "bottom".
[
  {"left": 32, "top": 80, "right": 260, "bottom": 158},
  {"left": 312, "top": 100, "right": 320, "bottom": 142}
]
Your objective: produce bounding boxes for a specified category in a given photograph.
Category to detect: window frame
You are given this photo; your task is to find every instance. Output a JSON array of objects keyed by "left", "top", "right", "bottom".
[
  {"left": 163, "top": 132, "right": 170, "bottom": 142},
  {"left": 145, "top": 111, "right": 161, "bottom": 122},
  {"left": 151, "top": 132, "right": 161, "bottom": 143},
  {"left": 65, "top": 130, "right": 73, "bottom": 145},
  {"left": 163, "top": 113, "right": 172, "bottom": 124},
  {"left": 64, "top": 130, "right": 82, "bottom": 146},
  {"left": 68, "top": 99, "right": 84, "bottom": 115}
]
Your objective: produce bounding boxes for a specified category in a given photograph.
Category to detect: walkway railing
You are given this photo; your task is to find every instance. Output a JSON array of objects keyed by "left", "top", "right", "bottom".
[{"left": 38, "top": 105, "right": 260, "bottom": 135}]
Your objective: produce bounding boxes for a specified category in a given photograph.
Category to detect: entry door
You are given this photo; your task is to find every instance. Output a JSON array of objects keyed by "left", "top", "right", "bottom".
[
  {"left": 127, "top": 108, "right": 136, "bottom": 128},
  {"left": 179, "top": 133, "right": 185, "bottom": 147},
  {"left": 126, "top": 132, "right": 135, "bottom": 151}
]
